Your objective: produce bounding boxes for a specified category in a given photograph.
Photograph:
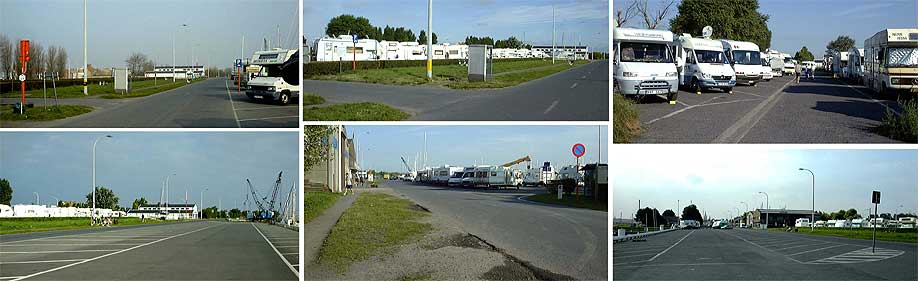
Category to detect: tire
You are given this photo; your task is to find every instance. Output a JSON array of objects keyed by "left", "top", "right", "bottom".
[
  {"left": 278, "top": 91, "right": 291, "bottom": 105},
  {"left": 667, "top": 91, "right": 678, "bottom": 105},
  {"left": 692, "top": 78, "right": 702, "bottom": 95},
  {"left": 725, "top": 87, "right": 734, "bottom": 94}
]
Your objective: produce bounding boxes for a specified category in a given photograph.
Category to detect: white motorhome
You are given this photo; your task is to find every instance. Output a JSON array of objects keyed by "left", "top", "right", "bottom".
[
  {"left": 760, "top": 52, "right": 773, "bottom": 81},
  {"left": 613, "top": 27, "right": 679, "bottom": 103},
  {"left": 763, "top": 50, "right": 784, "bottom": 76},
  {"left": 795, "top": 218, "right": 811, "bottom": 228},
  {"left": 245, "top": 48, "right": 299, "bottom": 105},
  {"left": 899, "top": 217, "right": 917, "bottom": 228},
  {"left": 782, "top": 56, "right": 796, "bottom": 75},
  {"left": 432, "top": 166, "right": 464, "bottom": 185},
  {"left": 522, "top": 162, "right": 558, "bottom": 186},
  {"left": 831, "top": 51, "right": 850, "bottom": 78},
  {"left": 556, "top": 165, "right": 583, "bottom": 184},
  {"left": 674, "top": 34, "right": 736, "bottom": 94},
  {"left": 314, "top": 35, "right": 382, "bottom": 62},
  {"left": 721, "top": 40, "right": 763, "bottom": 86},
  {"left": 471, "top": 165, "right": 516, "bottom": 188},
  {"left": 448, "top": 168, "right": 471, "bottom": 187},
  {"left": 863, "top": 28, "right": 918, "bottom": 96},
  {"left": 680, "top": 220, "right": 700, "bottom": 229},
  {"left": 847, "top": 48, "right": 865, "bottom": 81}
]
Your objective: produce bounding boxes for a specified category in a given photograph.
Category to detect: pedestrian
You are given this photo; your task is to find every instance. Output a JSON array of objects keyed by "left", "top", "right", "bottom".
[{"left": 794, "top": 63, "right": 802, "bottom": 83}]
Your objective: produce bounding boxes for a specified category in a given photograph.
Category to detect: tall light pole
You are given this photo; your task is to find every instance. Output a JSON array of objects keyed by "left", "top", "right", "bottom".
[
  {"left": 163, "top": 173, "right": 175, "bottom": 216},
  {"left": 91, "top": 135, "right": 112, "bottom": 224},
  {"left": 173, "top": 24, "right": 187, "bottom": 82},
  {"left": 200, "top": 187, "right": 207, "bottom": 219},
  {"left": 34, "top": 192, "right": 39, "bottom": 205},
  {"left": 426, "top": 0, "right": 432, "bottom": 80},
  {"left": 551, "top": 4, "right": 556, "bottom": 64},
  {"left": 799, "top": 168, "right": 815, "bottom": 231},
  {"left": 758, "top": 192, "right": 769, "bottom": 229},
  {"left": 741, "top": 201, "right": 749, "bottom": 226},
  {"left": 82, "top": 0, "right": 89, "bottom": 95}
]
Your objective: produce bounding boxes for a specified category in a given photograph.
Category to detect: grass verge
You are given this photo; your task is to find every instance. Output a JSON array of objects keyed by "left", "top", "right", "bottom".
[
  {"left": 304, "top": 191, "right": 343, "bottom": 225},
  {"left": 527, "top": 193, "right": 607, "bottom": 211},
  {"left": 304, "top": 102, "right": 410, "bottom": 121},
  {"left": 318, "top": 192, "right": 433, "bottom": 273},
  {"left": 613, "top": 93, "right": 641, "bottom": 143},
  {"left": 1, "top": 79, "right": 193, "bottom": 99},
  {"left": 303, "top": 92, "right": 326, "bottom": 106},
  {"left": 879, "top": 99, "right": 918, "bottom": 143},
  {"left": 767, "top": 227, "right": 917, "bottom": 243},
  {"left": 446, "top": 61, "right": 588, "bottom": 89},
  {"left": 0, "top": 217, "right": 172, "bottom": 235},
  {"left": 101, "top": 79, "right": 202, "bottom": 99},
  {"left": 0, "top": 104, "right": 93, "bottom": 121}
]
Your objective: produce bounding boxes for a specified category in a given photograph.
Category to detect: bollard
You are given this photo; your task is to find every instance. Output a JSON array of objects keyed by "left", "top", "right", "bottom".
[{"left": 618, "top": 229, "right": 626, "bottom": 237}]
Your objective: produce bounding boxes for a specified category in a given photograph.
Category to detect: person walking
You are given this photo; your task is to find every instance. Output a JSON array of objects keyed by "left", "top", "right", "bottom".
[{"left": 794, "top": 63, "right": 802, "bottom": 83}]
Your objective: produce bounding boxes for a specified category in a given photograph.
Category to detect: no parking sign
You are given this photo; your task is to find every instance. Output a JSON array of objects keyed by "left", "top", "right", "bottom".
[{"left": 572, "top": 143, "right": 586, "bottom": 158}]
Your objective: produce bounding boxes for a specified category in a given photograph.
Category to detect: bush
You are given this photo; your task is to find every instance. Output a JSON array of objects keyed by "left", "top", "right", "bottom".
[
  {"left": 880, "top": 99, "right": 918, "bottom": 143},
  {"left": 613, "top": 93, "right": 642, "bottom": 143}
]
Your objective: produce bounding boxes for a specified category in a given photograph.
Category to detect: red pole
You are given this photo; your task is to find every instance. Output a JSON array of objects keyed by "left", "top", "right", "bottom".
[
  {"left": 237, "top": 67, "right": 241, "bottom": 93},
  {"left": 352, "top": 41, "right": 357, "bottom": 70},
  {"left": 21, "top": 62, "right": 26, "bottom": 110}
]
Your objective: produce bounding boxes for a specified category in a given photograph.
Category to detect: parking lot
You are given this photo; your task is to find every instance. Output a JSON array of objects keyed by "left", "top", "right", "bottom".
[
  {"left": 629, "top": 74, "right": 904, "bottom": 143},
  {"left": 222, "top": 80, "right": 299, "bottom": 128},
  {"left": 613, "top": 228, "right": 917, "bottom": 280},
  {"left": 0, "top": 221, "right": 298, "bottom": 280}
]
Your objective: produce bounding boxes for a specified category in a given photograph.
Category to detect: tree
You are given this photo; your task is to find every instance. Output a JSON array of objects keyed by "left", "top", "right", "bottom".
[
  {"left": 636, "top": 0, "right": 676, "bottom": 29},
  {"left": 125, "top": 53, "right": 150, "bottom": 77},
  {"left": 670, "top": 0, "right": 772, "bottom": 50},
  {"left": 132, "top": 197, "right": 149, "bottom": 209},
  {"left": 794, "top": 46, "right": 814, "bottom": 62},
  {"left": 495, "top": 37, "right": 525, "bottom": 49},
  {"left": 55, "top": 47, "right": 68, "bottom": 78},
  {"left": 418, "top": 30, "right": 427, "bottom": 45},
  {"left": 844, "top": 208, "right": 859, "bottom": 220},
  {"left": 229, "top": 208, "right": 242, "bottom": 219},
  {"left": 825, "top": 35, "right": 855, "bottom": 53},
  {"left": 325, "top": 14, "right": 376, "bottom": 39},
  {"left": 0, "top": 178, "right": 12, "bottom": 205},
  {"left": 662, "top": 209, "right": 675, "bottom": 217},
  {"left": 635, "top": 207, "right": 666, "bottom": 227},
  {"left": 681, "top": 204, "right": 703, "bottom": 222},
  {"left": 85, "top": 186, "right": 119, "bottom": 210},
  {"left": 615, "top": 1, "right": 639, "bottom": 27},
  {"left": 304, "top": 126, "right": 334, "bottom": 175}
]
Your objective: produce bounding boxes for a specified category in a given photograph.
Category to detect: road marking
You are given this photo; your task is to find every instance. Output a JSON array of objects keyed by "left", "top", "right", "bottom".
[
  {"left": 281, "top": 252, "right": 298, "bottom": 255},
  {"left": 1, "top": 249, "right": 120, "bottom": 254},
  {"left": 732, "top": 90, "right": 766, "bottom": 98},
  {"left": 0, "top": 259, "right": 86, "bottom": 265},
  {"left": 0, "top": 243, "right": 141, "bottom": 246},
  {"left": 713, "top": 77, "right": 795, "bottom": 143},
  {"left": 614, "top": 262, "right": 750, "bottom": 268},
  {"left": 251, "top": 223, "right": 299, "bottom": 278},
  {"left": 647, "top": 230, "right": 694, "bottom": 261},
  {"left": 570, "top": 83, "right": 578, "bottom": 89},
  {"left": 10, "top": 224, "right": 218, "bottom": 281},
  {"left": 613, "top": 252, "right": 657, "bottom": 259},
  {"left": 543, "top": 100, "right": 559, "bottom": 114},
  {"left": 786, "top": 244, "right": 848, "bottom": 256},
  {"left": 581, "top": 76, "right": 587, "bottom": 79},
  {"left": 614, "top": 247, "right": 672, "bottom": 255},
  {"left": 0, "top": 277, "right": 26, "bottom": 280},
  {"left": 237, "top": 115, "right": 300, "bottom": 122},
  {"left": 806, "top": 247, "right": 905, "bottom": 264},
  {"left": 233, "top": 106, "right": 292, "bottom": 111},
  {"left": 774, "top": 242, "right": 832, "bottom": 251},
  {"left": 721, "top": 230, "right": 803, "bottom": 264},
  {"left": 645, "top": 95, "right": 722, "bottom": 125},
  {"left": 224, "top": 80, "right": 242, "bottom": 128}
]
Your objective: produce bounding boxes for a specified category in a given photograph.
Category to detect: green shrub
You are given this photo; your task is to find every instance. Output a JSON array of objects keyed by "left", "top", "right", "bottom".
[
  {"left": 613, "top": 93, "right": 642, "bottom": 143},
  {"left": 880, "top": 99, "right": 918, "bottom": 143}
]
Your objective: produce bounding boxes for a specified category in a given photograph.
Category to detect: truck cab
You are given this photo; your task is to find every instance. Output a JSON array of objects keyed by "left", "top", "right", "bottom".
[
  {"left": 245, "top": 48, "right": 299, "bottom": 105},
  {"left": 674, "top": 35, "right": 737, "bottom": 94},
  {"left": 721, "top": 40, "right": 763, "bottom": 86},
  {"left": 613, "top": 27, "right": 680, "bottom": 104}
]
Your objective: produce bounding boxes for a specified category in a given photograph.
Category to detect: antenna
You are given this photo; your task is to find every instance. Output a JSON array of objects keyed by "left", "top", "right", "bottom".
[{"left": 702, "top": 26, "right": 713, "bottom": 39}]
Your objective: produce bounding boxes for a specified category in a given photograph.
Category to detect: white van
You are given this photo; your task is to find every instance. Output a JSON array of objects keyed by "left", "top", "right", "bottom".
[
  {"left": 673, "top": 34, "right": 736, "bottom": 94},
  {"left": 721, "top": 40, "right": 763, "bottom": 86},
  {"left": 760, "top": 52, "right": 773, "bottom": 81},
  {"left": 613, "top": 28, "right": 679, "bottom": 104},
  {"left": 794, "top": 218, "right": 810, "bottom": 228},
  {"left": 246, "top": 48, "right": 299, "bottom": 104}
]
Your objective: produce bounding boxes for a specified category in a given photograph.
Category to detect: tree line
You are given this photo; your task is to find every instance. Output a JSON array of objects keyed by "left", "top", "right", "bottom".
[
  {"left": 0, "top": 34, "right": 70, "bottom": 80},
  {"left": 325, "top": 14, "right": 533, "bottom": 49},
  {"left": 635, "top": 204, "right": 703, "bottom": 227}
]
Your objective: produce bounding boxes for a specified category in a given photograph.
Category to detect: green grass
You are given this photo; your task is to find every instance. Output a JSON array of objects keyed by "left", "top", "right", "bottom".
[
  {"left": 613, "top": 93, "right": 641, "bottom": 143},
  {"left": 303, "top": 93, "right": 326, "bottom": 106},
  {"left": 527, "top": 193, "right": 607, "bottom": 211},
  {"left": 880, "top": 99, "right": 918, "bottom": 143},
  {"left": 0, "top": 217, "right": 172, "bottom": 235},
  {"left": 318, "top": 192, "right": 433, "bottom": 273},
  {"left": 397, "top": 272, "right": 433, "bottom": 281},
  {"left": 1, "top": 79, "right": 192, "bottom": 99},
  {"left": 310, "top": 59, "right": 589, "bottom": 89},
  {"left": 767, "top": 227, "right": 918, "bottom": 243},
  {"left": 304, "top": 102, "right": 410, "bottom": 121},
  {"left": 100, "top": 78, "right": 203, "bottom": 99},
  {"left": 0, "top": 104, "right": 93, "bottom": 121},
  {"left": 304, "top": 191, "right": 343, "bottom": 224}
]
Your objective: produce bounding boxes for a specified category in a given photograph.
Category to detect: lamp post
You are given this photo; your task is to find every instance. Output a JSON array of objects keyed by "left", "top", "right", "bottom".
[
  {"left": 83, "top": 0, "right": 88, "bottom": 95},
  {"left": 34, "top": 192, "right": 39, "bottom": 205},
  {"left": 91, "top": 135, "right": 112, "bottom": 224},
  {"left": 741, "top": 201, "right": 749, "bottom": 227},
  {"left": 758, "top": 192, "right": 769, "bottom": 229},
  {"left": 200, "top": 187, "right": 207, "bottom": 219},
  {"left": 162, "top": 173, "right": 175, "bottom": 216},
  {"left": 173, "top": 24, "right": 188, "bottom": 82},
  {"left": 799, "top": 168, "right": 815, "bottom": 231},
  {"left": 426, "top": 0, "right": 432, "bottom": 80}
]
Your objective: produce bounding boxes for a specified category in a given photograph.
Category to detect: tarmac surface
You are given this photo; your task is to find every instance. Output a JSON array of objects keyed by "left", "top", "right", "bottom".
[
  {"left": 0, "top": 221, "right": 299, "bottom": 280},
  {"left": 303, "top": 60, "right": 609, "bottom": 121},
  {"left": 629, "top": 74, "right": 905, "bottom": 143},
  {"left": 613, "top": 228, "right": 917, "bottom": 280},
  {"left": 386, "top": 181, "right": 608, "bottom": 280},
  {"left": 0, "top": 78, "right": 298, "bottom": 128}
]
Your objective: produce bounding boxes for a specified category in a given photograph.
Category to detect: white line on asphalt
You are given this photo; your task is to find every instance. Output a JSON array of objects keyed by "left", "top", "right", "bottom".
[
  {"left": 0, "top": 243, "right": 141, "bottom": 246},
  {"left": 1, "top": 250, "right": 120, "bottom": 254},
  {"left": 613, "top": 252, "right": 657, "bottom": 259},
  {"left": 543, "top": 100, "right": 559, "bottom": 114},
  {"left": 224, "top": 80, "right": 242, "bottom": 128},
  {"left": 0, "top": 277, "right": 26, "bottom": 280},
  {"left": 234, "top": 106, "right": 292, "bottom": 111},
  {"left": 251, "top": 223, "right": 299, "bottom": 278},
  {"left": 10, "top": 224, "right": 218, "bottom": 281},
  {"left": 0, "top": 259, "right": 86, "bottom": 265},
  {"left": 237, "top": 115, "right": 299, "bottom": 122},
  {"left": 570, "top": 83, "right": 578, "bottom": 89},
  {"left": 647, "top": 230, "right": 694, "bottom": 261},
  {"left": 645, "top": 95, "right": 722, "bottom": 125},
  {"left": 281, "top": 252, "right": 298, "bottom": 255},
  {"left": 720, "top": 230, "right": 803, "bottom": 264},
  {"left": 713, "top": 77, "right": 795, "bottom": 143},
  {"left": 614, "top": 247, "right": 672, "bottom": 255},
  {"left": 614, "top": 262, "right": 750, "bottom": 268},
  {"left": 774, "top": 242, "right": 832, "bottom": 251},
  {"left": 693, "top": 98, "right": 761, "bottom": 108},
  {"left": 786, "top": 244, "right": 849, "bottom": 256},
  {"left": 273, "top": 245, "right": 298, "bottom": 248}
]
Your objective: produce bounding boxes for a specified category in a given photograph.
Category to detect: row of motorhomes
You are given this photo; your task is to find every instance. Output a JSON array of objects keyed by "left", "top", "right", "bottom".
[
  {"left": 829, "top": 28, "right": 918, "bottom": 95},
  {"left": 397, "top": 162, "right": 585, "bottom": 189},
  {"left": 795, "top": 217, "right": 918, "bottom": 228},
  {"left": 613, "top": 26, "right": 786, "bottom": 104},
  {"left": 309, "top": 35, "right": 555, "bottom": 62}
]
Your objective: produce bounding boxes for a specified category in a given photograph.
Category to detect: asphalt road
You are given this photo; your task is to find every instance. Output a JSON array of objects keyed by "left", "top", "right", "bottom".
[
  {"left": 0, "top": 78, "right": 298, "bottom": 128},
  {"left": 385, "top": 181, "right": 608, "bottom": 280},
  {"left": 0, "top": 221, "right": 298, "bottom": 280},
  {"left": 630, "top": 74, "right": 905, "bottom": 143},
  {"left": 303, "top": 60, "right": 609, "bottom": 121},
  {"left": 613, "top": 228, "right": 917, "bottom": 280}
]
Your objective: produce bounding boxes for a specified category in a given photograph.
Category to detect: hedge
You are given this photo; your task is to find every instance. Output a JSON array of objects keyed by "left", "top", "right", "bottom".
[
  {"left": 304, "top": 58, "right": 544, "bottom": 77},
  {"left": 0, "top": 77, "right": 158, "bottom": 94}
]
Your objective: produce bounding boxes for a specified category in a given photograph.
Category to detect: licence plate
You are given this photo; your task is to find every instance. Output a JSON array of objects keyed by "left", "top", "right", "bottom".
[
  {"left": 643, "top": 89, "right": 666, "bottom": 95},
  {"left": 718, "top": 82, "right": 729, "bottom": 86},
  {"left": 253, "top": 95, "right": 263, "bottom": 99}
]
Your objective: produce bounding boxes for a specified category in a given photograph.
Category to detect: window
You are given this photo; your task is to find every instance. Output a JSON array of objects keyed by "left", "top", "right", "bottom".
[
  {"left": 695, "top": 50, "right": 729, "bottom": 64},
  {"left": 731, "top": 50, "right": 761, "bottom": 65},
  {"left": 449, "top": 50, "right": 459, "bottom": 55},
  {"left": 619, "top": 42, "right": 673, "bottom": 63},
  {"left": 435, "top": 50, "right": 444, "bottom": 55},
  {"left": 347, "top": 47, "right": 364, "bottom": 54},
  {"left": 491, "top": 172, "right": 497, "bottom": 176}
]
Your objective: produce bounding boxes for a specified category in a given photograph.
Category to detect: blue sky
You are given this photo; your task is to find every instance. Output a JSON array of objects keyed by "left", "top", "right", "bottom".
[
  {"left": 613, "top": 148, "right": 918, "bottom": 220},
  {"left": 0, "top": 132, "right": 299, "bottom": 212},
  {"left": 613, "top": 0, "right": 918, "bottom": 57},
  {"left": 346, "top": 125, "right": 608, "bottom": 173},
  {"left": 304, "top": 0, "right": 610, "bottom": 51},
  {"left": 0, "top": 0, "right": 298, "bottom": 69}
]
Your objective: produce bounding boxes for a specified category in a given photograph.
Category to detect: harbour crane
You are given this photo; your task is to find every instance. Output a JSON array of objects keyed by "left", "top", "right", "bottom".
[{"left": 502, "top": 156, "right": 532, "bottom": 168}]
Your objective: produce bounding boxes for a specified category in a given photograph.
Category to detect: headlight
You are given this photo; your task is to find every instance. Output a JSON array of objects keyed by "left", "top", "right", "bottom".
[
  {"left": 623, "top": 72, "right": 638, "bottom": 77},
  {"left": 891, "top": 78, "right": 900, "bottom": 84},
  {"left": 665, "top": 72, "right": 677, "bottom": 77},
  {"left": 267, "top": 86, "right": 275, "bottom": 91}
]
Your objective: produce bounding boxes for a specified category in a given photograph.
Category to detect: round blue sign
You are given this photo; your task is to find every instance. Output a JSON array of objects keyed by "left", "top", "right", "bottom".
[{"left": 572, "top": 143, "right": 586, "bottom": 158}]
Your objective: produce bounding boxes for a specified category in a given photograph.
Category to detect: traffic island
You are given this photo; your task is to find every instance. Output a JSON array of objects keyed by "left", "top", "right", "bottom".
[
  {"left": 303, "top": 102, "right": 410, "bottom": 121},
  {"left": 526, "top": 193, "right": 608, "bottom": 211},
  {"left": 0, "top": 104, "right": 93, "bottom": 122},
  {"left": 100, "top": 78, "right": 204, "bottom": 99}
]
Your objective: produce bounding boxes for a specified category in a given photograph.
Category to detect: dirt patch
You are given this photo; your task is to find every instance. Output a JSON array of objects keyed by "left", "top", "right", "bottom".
[
  {"left": 425, "top": 233, "right": 490, "bottom": 250},
  {"left": 470, "top": 234, "right": 578, "bottom": 281},
  {"left": 482, "top": 260, "right": 537, "bottom": 280}
]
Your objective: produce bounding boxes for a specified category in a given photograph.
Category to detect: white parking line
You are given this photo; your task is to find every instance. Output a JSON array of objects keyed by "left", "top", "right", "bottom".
[
  {"left": 0, "top": 244, "right": 141, "bottom": 246},
  {"left": 0, "top": 277, "right": 26, "bottom": 280},
  {"left": 0, "top": 259, "right": 86, "bottom": 265},
  {"left": 648, "top": 230, "right": 694, "bottom": 261},
  {"left": 570, "top": 83, "right": 578, "bottom": 89},
  {"left": 614, "top": 247, "right": 672, "bottom": 255},
  {"left": 787, "top": 244, "right": 849, "bottom": 256},
  {"left": 774, "top": 242, "right": 832, "bottom": 251},
  {"left": 224, "top": 80, "right": 242, "bottom": 128},
  {"left": 614, "top": 262, "right": 750, "bottom": 268},
  {"left": 543, "top": 100, "right": 559, "bottom": 114},
  {"left": 1, "top": 249, "right": 120, "bottom": 254},
  {"left": 613, "top": 252, "right": 657, "bottom": 259},
  {"left": 281, "top": 252, "right": 298, "bottom": 256},
  {"left": 251, "top": 223, "right": 299, "bottom": 277},
  {"left": 234, "top": 106, "right": 291, "bottom": 111}
]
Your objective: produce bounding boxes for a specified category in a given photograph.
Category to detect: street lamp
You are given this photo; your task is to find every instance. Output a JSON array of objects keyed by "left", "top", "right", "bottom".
[
  {"left": 173, "top": 24, "right": 188, "bottom": 82},
  {"left": 741, "top": 201, "right": 749, "bottom": 226},
  {"left": 91, "top": 135, "right": 112, "bottom": 224},
  {"left": 83, "top": 0, "right": 88, "bottom": 95},
  {"left": 200, "top": 187, "right": 207, "bottom": 219},
  {"left": 34, "top": 192, "right": 39, "bottom": 205},
  {"left": 758, "top": 192, "right": 769, "bottom": 229},
  {"left": 163, "top": 173, "right": 175, "bottom": 216},
  {"left": 799, "top": 168, "right": 815, "bottom": 231}
]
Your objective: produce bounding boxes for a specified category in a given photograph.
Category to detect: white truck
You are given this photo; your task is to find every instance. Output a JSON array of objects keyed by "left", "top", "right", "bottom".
[
  {"left": 721, "top": 40, "right": 763, "bottom": 86},
  {"left": 863, "top": 28, "right": 918, "bottom": 96},
  {"left": 782, "top": 56, "right": 796, "bottom": 75},
  {"left": 245, "top": 48, "right": 299, "bottom": 105},
  {"left": 674, "top": 34, "right": 737, "bottom": 94},
  {"left": 613, "top": 27, "right": 680, "bottom": 104}
]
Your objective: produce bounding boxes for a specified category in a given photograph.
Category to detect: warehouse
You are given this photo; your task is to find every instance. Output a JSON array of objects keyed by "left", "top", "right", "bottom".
[
  {"left": 126, "top": 203, "right": 197, "bottom": 220},
  {"left": 750, "top": 208, "right": 817, "bottom": 228},
  {"left": 144, "top": 65, "right": 205, "bottom": 79}
]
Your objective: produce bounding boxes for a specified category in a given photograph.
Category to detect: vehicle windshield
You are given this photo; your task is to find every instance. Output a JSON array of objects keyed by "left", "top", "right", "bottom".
[
  {"left": 619, "top": 42, "right": 673, "bottom": 63},
  {"left": 761, "top": 57, "right": 770, "bottom": 66},
  {"left": 783, "top": 57, "right": 794, "bottom": 64},
  {"left": 731, "top": 50, "right": 761, "bottom": 65},
  {"left": 886, "top": 47, "right": 918, "bottom": 67},
  {"left": 695, "top": 50, "right": 729, "bottom": 64},
  {"left": 462, "top": 172, "right": 473, "bottom": 177},
  {"left": 451, "top": 172, "right": 464, "bottom": 178}
]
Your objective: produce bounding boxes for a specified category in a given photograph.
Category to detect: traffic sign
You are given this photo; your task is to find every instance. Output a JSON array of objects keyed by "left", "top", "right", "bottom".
[
  {"left": 572, "top": 143, "right": 586, "bottom": 158},
  {"left": 235, "top": 59, "right": 243, "bottom": 68},
  {"left": 352, "top": 34, "right": 359, "bottom": 44},
  {"left": 18, "top": 74, "right": 25, "bottom": 82},
  {"left": 871, "top": 191, "right": 881, "bottom": 204}
]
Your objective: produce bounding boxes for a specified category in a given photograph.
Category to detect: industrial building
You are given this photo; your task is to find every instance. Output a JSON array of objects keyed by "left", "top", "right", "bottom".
[
  {"left": 304, "top": 125, "right": 359, "bottom": 193},
  {"left": 126, "top": 203, "right": 197, "bottom": 220},
  {"left": 750, "top": 209, "right": 816, "bottom": 228},
  {"left": 0, "top": 204, "right": 121, "bottom": 218},
  {"left": 144, "top": 65, "right": 205, "bottom": 79}
]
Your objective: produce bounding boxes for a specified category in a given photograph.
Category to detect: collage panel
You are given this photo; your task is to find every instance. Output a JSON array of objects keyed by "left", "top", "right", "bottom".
[
  {"left": 612, "top": 147, "right": 918, "bottom": 281},
  {"left": 0, "top": 0, "right": 299, "bottom": 128},
  {"left": 0, "top": 131, "right": 300, "bottom": 280},
  {"left": 303, "top": 0, "right": 611, "bottom": 121},
  {"left": 304, "top": 125, "right": 608, "bottom": 280}
]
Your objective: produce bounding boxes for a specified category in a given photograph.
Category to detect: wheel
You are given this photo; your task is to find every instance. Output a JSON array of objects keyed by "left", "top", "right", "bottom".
[
  {"left": 726, "top": 87, "right": 734, "bottom": 94},
  {"left": 667, "top": 92, "right": 678, "bottom": 105},
  {"left": 692, "top": 78, "right": 702, "bottom": 95},
  {"left": 278, "top": 91, "right": 291, "bottom": 105},
  {"left": 751, "top": 82, "right": 757, "bottom": 87}
]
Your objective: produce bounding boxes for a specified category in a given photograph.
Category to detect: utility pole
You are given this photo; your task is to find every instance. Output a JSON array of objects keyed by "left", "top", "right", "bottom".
[
  {"left": 426, "top": 0, "right": 433, "bottom": 80},
  {"left": 799, "top": 168, "right": 816, "bottom": 231},
  {"left": 551, "top": 5, "right": 555, "bottom": 64},
  {"left": 83, "top": 0, "right": 88, "bottom": 95}
]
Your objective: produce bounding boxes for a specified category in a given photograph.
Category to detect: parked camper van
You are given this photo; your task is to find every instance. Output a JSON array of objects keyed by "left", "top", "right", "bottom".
[
  {"left": 245, "top": 48, "right": 299, "bottom": 105},
  {"left": 431, "top": 166, "right": 464, "bottom": 185},
  {"left": 522, "top": 162, "right": 557, "bottom": 186},
  {"left": 448, "top": 169, "right": 469, "bottom": 187},
  {"left": 795, "top": 218, "right": 811, "bottom": 228},
  {"left": 460, "top": 168, "right": 477, "bottom": 187},
  {"left": 848, "top": 48, "right": 866, "bottom": 82},
  {"left": 679, "top": 220, "right": 700, "bottom": 229},
  {"left": 470, "top": 166, "right": 516, "bottom": 188},
  {"left": 863, "top": 28, "right": 918, "bottom": 96},
  {"left": 760, "top": 52, "right": 773, "bottom": 81},
  {"left": 673, "top": 34, "right": 736, "bottom": 94},
  {"left": 721, "top": 40, "right": 763, "bottom": 86},
  {"left": 782, "top": 56, "right": 796, "bottom": 75},
  {"left": 831, "top": 51, "right": 850, "bottom": 78},
  {"left": 613, "top": 27, "right": 679, "bottom": 103}
]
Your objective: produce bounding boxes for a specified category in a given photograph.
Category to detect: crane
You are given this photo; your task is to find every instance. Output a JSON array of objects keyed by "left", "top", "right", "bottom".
[
  {"left": 502, "top": 156, "right": 532, "bottom": 168},
  {"left": 400, "top": 156, "right": 413, "bottom": 173},
  {"left": 245, "top": 171, "right": 284, "bottom": 222}
]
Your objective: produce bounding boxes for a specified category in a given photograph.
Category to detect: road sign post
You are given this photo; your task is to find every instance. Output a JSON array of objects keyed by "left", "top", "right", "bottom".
[
  {"left": 235, "top": 59, "right": 243, "bottom": 92},
  {"left": 352, "top": 34, "right": 358, "bottom": 71},
  {"left": 19, "top": 40, "right": 30, "bottom": 115},
  {"left": 571, "top": 143, "right": 585, "bottom": 200},
  {"left": 871, "top": 190, "right": 880, "bottom": 253}
]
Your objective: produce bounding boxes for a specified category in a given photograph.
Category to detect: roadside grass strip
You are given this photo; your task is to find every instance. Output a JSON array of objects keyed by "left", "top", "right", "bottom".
[
  {"left": 305, "top": 191, "right": 344, "bottom": 224},
  {"left": 303, "top": 102, "right": 410, "bottom": 121},
  {"left": 0, "top": 104, "right": 93, "bottom": 122}
]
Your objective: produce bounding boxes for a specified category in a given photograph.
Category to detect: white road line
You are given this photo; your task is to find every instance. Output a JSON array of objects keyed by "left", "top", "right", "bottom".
[
  {"left": 0, "top": 244, "right": 141, "bottom": 246},
  {"left": 787, "top": 244, "right": 849, "bottom": 256},
  {"left": 570, "top": 83, "right": 578, "bottom": 89},
  {"left": 237, "top": 115, "right": 299, "bottom": 122},
  {"left": 614, "top": 262, "right": 750, "bottom": 268},
  {"left": 720, "top": 230, "right": 803, "bottom": 264},
  {"left": 281, "top": 252, "right": 298, "bottom": 255},
  {"left": 224, "top": 80, "right": 242, "bottom": 128},
  {"left": 10, "top": 224, "right": 218, "bottom": 281},
  {"left": 774, "top": 242, "right": 832, "bottom": 251},
  {"left": 613, "top": 252, "right": 656, "bottom": 259},
  {"left": 543, "top": 100, "right": 559, "bottom": 114},
  {"left": 273, "top": 245, "right": 298, "bottom": 248},
  {"left": 0, "top": 277, "right": 26, "bottom": 280},
  {"left": 1, "top": 249, "right": 120, "bottom": 254},
  {"left": 713, "top": 77, "right": 795, "bottom": 143},
  {"left": 645, "top": 95, "right": 723, "bottom": 125},
  {"left": 234, "top": 106, "right": 290, "bottom": 111},
  {"left": 614, "top": 247, "right": 672, "bottom": 255},
  {"left": 0, "top": 259, "right": 86, "bottom": 265},
  {"left": 251, "top": 223, "right": 299, "bottom": 278},
  {"left": 647, "top": 230, "right": 694, "bottom": 261},
  {"left": 732, "top": 90, "right": 766, "bottom": 98}
]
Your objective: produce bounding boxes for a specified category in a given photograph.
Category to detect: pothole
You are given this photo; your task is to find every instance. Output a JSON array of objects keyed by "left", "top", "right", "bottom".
[{"left": 426, "top": 233, "right": 490, "bottom": 250}]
